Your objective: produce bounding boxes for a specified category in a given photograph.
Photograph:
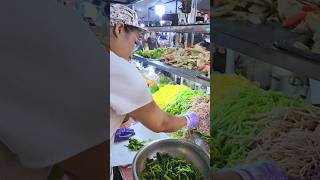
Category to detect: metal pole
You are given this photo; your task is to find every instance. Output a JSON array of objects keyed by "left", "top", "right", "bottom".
[
  {"left": 180, "top": 77, "right": 184, "bottom": 85},
  {"left": 179, "top": 33, "right": 182, "bottom": 47},
  {"left": 176, "top": 0, "right": 178, "bottom": 13},
  {"left": 191, "top": 33, "right": 194, "bottom": 46},
  {"left": 184, "top": 33, "right": 188, "bottom": 48},
  {"left": 147, "top": 7, "right": 150, "bottom": 26},
  {"left": 226, "top": 49, "right": 236, "bottom": 74},
  {"left": 194, "top": 0, "right": 198, "bottom": 23}
]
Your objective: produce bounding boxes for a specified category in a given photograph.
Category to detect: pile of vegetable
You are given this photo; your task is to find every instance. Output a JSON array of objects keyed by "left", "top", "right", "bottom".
[
  {"left": 212, "top": 74, "right": 256, "bottom": 104},
  {"left": 136, "top": 48, "right": 166, "bottom": 59},
  {"left": 152, "top": 85, "right": 190, "bottom": 109},
  {"left": 189, "top": 96, "right": 210, "bottom": 135},
  {"left": 144, "top": 82, "right": 210, "bottom": 155},
  {"left": 210, "top": 74, "right": 320, "bottom": 179},
  {"left": 140, "top": 152, "right": 203, "bottom": 180},
  {"left": 165, "top": 89, "right": 206, "bottom": 115},
  {"left": 246, "top": 107, "right": 320, "bottom": 180},
  {"left": 303, "top": 166, "right": 320, "bottom": 180},
  {"left": 158, "top": 87, "right": 210, "bottom": 138},
  {"left": 211, "top": 85, "right": 309, "bottom": 168},
  {"left": 126, "top": 138, "right": 146, "bottom": 152}
]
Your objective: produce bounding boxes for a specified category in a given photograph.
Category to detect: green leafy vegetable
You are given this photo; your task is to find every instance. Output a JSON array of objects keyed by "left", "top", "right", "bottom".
[
  {"left": 165, "top": 89, "right": 206, "bottom": 115},
  {"left": 141, "top": 152, "right": 203, "bottom": 180},
  {"left": 170, "top": 130, "right": 188, "bottom": 139},
  {"left": 126, "top": 138, "right": 145, "bottom": 152},
  {"left": 136, "top": 48, "right": 166, "bottom": 59}
]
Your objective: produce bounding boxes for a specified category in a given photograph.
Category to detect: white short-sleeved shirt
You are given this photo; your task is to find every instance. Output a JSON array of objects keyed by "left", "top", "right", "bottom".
[
  {"left": 0, "top": 0, "right": 107, "bottom": 179},
  {"left": 110, "top": 51, "right": 152, "bottom": 177}
]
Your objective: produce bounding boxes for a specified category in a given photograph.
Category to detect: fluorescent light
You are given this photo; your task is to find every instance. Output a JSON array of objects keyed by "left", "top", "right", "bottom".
[{"left": 155, "top": 2, "right": 165, "bottom": 17}]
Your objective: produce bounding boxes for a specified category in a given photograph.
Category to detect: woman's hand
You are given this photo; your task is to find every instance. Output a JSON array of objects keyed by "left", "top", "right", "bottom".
[
  {"left": 184, "top": 112, "right": 201, "bottom": 129},
  {"left": 211, "top": 160, "right": 288, "bottom": 180},
  {"left": 114, "top": 128, "right": 135, "bottom": 142},
  {"left": 232, "top": 160, "right": 288, "bottom": 180}
]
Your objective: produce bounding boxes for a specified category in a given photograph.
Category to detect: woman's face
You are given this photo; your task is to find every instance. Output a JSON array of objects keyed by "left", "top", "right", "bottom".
[
  {"left": 110, "top": 22, "right": 140, "bottom": 60},
  {"left": 124, "top": 31, "right": 139, "bottom": 59}
]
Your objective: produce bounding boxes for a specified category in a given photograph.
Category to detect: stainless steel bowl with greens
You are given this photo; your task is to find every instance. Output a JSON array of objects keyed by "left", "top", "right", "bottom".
[{"left": 132, "top": 139, "right": 210, "bottom": 180}]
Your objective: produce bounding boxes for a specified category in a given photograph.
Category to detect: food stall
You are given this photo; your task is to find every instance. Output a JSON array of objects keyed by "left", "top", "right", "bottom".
[
  {"left": 110, "top": 0, "right": 211, "bottom": 179},
  {"left": 212, "top": 0, "right": 320, "bottom": 179}
]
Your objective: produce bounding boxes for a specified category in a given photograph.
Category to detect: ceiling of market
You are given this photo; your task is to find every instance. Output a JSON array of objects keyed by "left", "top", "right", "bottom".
[{"left": 111, "top": 0, "right": 210, "bottom": 21}]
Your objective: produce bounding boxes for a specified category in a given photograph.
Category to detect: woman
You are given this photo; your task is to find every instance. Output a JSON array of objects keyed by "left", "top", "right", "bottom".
[
  {"left": 146, "top": 31, "right": 159, "bottom": 50},
  {"left": 109, "top": 4, "right": 202, "bottom": 179}
]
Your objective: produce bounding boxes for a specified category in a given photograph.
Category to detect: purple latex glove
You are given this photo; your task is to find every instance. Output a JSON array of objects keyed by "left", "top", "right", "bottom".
[
  {"left": 184, "top": 112, "right": 200, "bottom": 129},
  {"left": 114, "top": 128, "right": 135, "bottom": 143},
  {"left": 233, "top": 160, "right": 288, "bottom": 180}
]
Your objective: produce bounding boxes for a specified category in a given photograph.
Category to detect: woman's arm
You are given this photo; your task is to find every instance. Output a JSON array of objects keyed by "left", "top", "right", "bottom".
[{"left": 129, "top": 101, "right": 187, "bottom": 133}]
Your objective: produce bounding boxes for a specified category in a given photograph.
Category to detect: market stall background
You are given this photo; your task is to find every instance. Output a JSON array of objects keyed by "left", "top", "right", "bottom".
[{"left": 212, "top": 0, "right": 320, "bottom": 179}]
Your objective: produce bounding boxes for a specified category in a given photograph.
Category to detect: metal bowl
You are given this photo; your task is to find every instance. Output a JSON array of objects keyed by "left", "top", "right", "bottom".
[{"left": 132, "top": 139, "right": 211, "bottom": 180}]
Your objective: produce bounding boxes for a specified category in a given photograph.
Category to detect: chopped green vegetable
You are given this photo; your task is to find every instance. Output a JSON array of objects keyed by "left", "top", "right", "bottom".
[
  {"left": 170, "top": 130, "right": 188, "bottom": 139},
  {"left": 126, "top": 138, "right": 154, "bottom": 152},
  {"left": 126, "top": 138, "right": 146, "bottom": 152},
  {"left": 141, "top": 152, "right": 203, "bottom": 180}
]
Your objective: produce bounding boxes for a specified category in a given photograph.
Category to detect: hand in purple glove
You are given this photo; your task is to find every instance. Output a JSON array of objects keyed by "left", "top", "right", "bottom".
[
  {"left": 233, "top": 160, "right": 288, "bottom": 180},
  {"left": 114, "top": 128, "right": 135, "bottom": 143},
  {"left": 184, "top": 112, "right": 200, "bottom": 129}
]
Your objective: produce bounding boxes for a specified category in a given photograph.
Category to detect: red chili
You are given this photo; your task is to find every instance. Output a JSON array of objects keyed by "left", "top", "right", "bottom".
[
  {"left": 198, "top": 64, "right": 209, "bottom": 71},
  {"left": 283, "top": 12, "right": 306, "bottom": 27},
  {"left": 198, "top": 66, "right": 205, "bottom": 71},
  {"left": 302, "top": 6, "right": 320, "bottom": 12}
]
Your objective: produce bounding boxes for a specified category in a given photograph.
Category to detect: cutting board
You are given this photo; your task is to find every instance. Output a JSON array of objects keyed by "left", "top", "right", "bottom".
[{"left": 111, "top": 123, "right": 169, "bottom": 167}]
